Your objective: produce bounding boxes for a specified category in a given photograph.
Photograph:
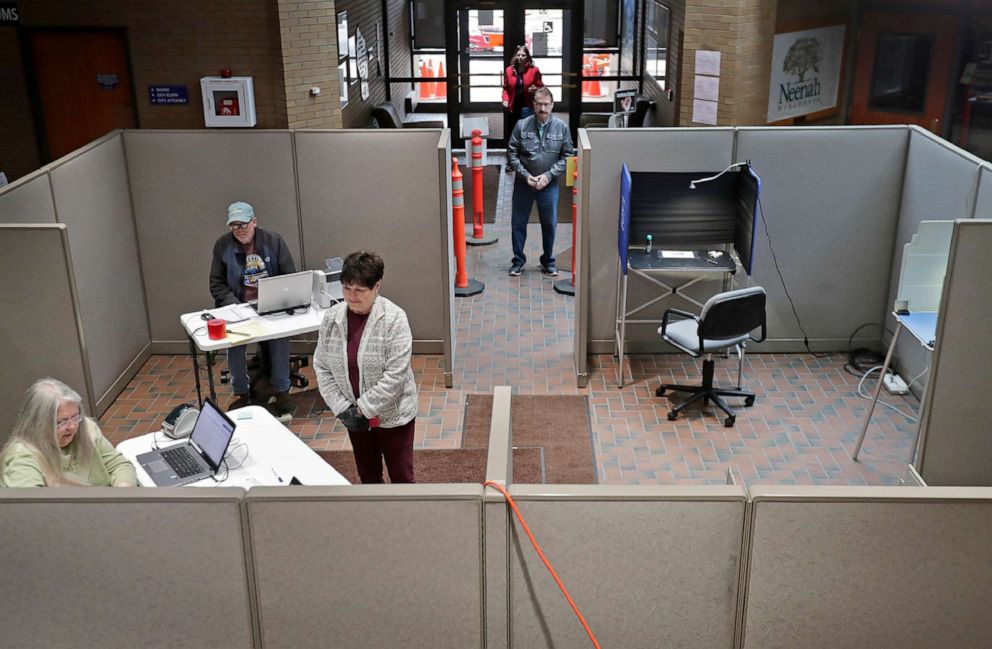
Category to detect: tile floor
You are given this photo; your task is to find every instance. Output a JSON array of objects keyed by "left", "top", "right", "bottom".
[{"left": 99, "top": 152, "right": 920, "bottom": 486}]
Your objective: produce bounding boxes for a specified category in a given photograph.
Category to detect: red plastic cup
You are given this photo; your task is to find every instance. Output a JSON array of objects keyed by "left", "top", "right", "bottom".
[{"left": 207, "top": 318, "right": 227, "bottom": 340}]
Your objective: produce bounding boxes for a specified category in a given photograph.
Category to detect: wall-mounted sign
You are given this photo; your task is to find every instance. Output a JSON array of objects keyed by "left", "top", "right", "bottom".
[
  {"left": 149, "top": 85, "right": 189, "bottom": 105},
  {"left": 0, "top": 3, "right": 19, "bottom": 25},
  {"left": 356, "top": 27, "right": 369, "bottom": 101},
  {"left": 96, "top": 73, "right": 119, "bottom": 90},
  {"left": 767, "top": 24, "right": 845, "bottom": 122}
]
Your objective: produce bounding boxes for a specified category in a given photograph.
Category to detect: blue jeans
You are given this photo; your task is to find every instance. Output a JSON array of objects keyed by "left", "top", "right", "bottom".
[
  {"left": 511, "top": 174, "right": 559, "bottom": 268},
  {"left": 227, "top": 338, "right": 290, "bottom": 395}
]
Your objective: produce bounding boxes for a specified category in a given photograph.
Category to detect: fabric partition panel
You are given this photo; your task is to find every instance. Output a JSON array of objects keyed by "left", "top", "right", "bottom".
[
  {"left": 742, "top": 486, "right": 992, "bottom": 649},
  {"left": 0, "top": 171, "right": 56, "bottom": 223},
  {"left": 889, "top": 128, "right": 984, "bottom": 394},
  {"left": 123, "top": 130, "right": 300, "bottom": 344},
  {"left": 0, "top": 225, "right": 89, "bottom": 440},
  {"left": 583, "top": 128, "right": 736, "bottom": 353},
  {"left": 0, "top": 488, "right": 254, "bottom": 649},
  {"left": 294, "top": 130, "right": 450, "bottom": 354},
  {"left": 49, "top": 134, "right": 150, "bottom": 411},
  {"left": 735, "top": 127, "right": 907, "bottom": 351},
  {"left": 506, "top": 485, "right": 747, "bottom": 649},
  {"left": 916, "top": 220, "right": 992, "bottom": 486},
  {"left": 246, "top": 485, "right": 483, "bottom": 649},
  {"left": 975, "top": 164, "right": 992, "bottom": 217},
  {"left": 483, "top": 386, "right": 512, "bottom": 649},
  {"left": 574, "top": 130, "right": 591, "bottom": 384},
  {"left": 437, "top": 132, "right": 456, "bottom": 384}
]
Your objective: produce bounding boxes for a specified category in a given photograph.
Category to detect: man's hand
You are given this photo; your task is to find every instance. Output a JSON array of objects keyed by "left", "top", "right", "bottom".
[
  {"left": 534, "top": 174, "right": 550, "bottom": 190},
  {"left": 338, "top": 404, "right": 370, "bottom": 433}
]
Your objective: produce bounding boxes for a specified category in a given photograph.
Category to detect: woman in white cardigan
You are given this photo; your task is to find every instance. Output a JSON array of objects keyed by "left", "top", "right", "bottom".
[{"left": 313, "top": 251, "right": 418, "bottom": 483}]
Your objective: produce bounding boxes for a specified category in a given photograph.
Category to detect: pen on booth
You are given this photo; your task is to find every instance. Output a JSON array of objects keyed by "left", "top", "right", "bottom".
[
  {"left": 270, "top": 467, "right": 284, "bottom": 483},
  {"left": 705, "top": 257, "right": 719, "bottom": 265}
]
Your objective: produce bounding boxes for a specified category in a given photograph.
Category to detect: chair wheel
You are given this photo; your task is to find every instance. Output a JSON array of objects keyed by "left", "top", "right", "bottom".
[
  {"left": 744, "top": 396, "right": 755, "bottom": 407},
  {"left": 667, "top": 411, "right": 678, "bottom": 421},
  {"left": 724, "top": 415, "right": 736, "bottom": 427},
  {"left": 297, "top": 377, "right": 310, "bottom": 388},
  {"left": 656, "top": 386, "right": 667, "bottom": 397}
]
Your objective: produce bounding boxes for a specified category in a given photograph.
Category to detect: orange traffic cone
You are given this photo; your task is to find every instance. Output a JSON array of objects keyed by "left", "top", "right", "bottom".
[
  {"left": 581, "top": 56, "right": 591, "bottom": 97},
  {"left": 419, "top": 60, "right": 430, "bottom": 100},
  {"left": 427, "top": 60, "right": 436, "bottom": 98},
  {"left": 436, "top": 61, "right": 447, "bottom": 99},
  {"left": 588, "top": 65, "right": 602, "bottom": 98}
]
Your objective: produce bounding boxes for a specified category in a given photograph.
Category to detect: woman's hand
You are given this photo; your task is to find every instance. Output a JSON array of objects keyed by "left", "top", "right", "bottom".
[
  {"left": 527, "top": 85, "right": 538, "bottom": 93},
  {"left": 502, "top": 100, "right": 508, "bottom": 108}
]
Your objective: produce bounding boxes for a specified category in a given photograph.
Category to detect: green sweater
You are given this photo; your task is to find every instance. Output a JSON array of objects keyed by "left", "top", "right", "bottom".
[{"left": 1, "top": 424, "right": 137, "bottom": 488}]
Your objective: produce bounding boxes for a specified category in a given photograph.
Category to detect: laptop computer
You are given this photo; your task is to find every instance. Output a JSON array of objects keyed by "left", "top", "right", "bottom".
[
  {"left": 250, "top": 270, "right": 314, "bottom": 316},
  {"left": 136, "top": 399, "right": 236, "bottom": 487}
]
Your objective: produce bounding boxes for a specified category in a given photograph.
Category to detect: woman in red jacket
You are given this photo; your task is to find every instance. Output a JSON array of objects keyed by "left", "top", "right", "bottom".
[{"left": 503, "top": 45, "right": 543, "bottom": 170}]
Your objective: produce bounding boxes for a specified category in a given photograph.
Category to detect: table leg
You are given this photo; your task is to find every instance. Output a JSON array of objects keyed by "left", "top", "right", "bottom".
[
  {"left": 188, "top": 336, "right": 203, "bottom": 407},
  {"left": 205, "top": 350, "right": 218, "bottom": 404},
  {"left": 851, "top": 321, "right": 901, "bottom": 461},
  {"left": 617, "top": 273, "right": 629, "bottom": 387}
]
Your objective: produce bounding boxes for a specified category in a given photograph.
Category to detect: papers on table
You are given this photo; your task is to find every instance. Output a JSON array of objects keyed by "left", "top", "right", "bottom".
[
  {"left": 226, "top": 321, "right": 270, "bottom": 341},
  {"left": 661, "top": 250, "right": 694, "bottom": 259},
  {"left": 210, "top": 304, "right": 255, "bottom": 322}
]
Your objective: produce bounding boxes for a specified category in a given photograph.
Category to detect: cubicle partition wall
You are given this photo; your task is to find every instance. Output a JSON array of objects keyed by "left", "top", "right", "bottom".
[
  {"left": 915, "top": 220, "right": 992, "bottom": 486},
  {"left": 505, "top": 485, "right": 747, "bottom": 649},
  {"left": 245, "top": 485, "right": 484, "bottom": 649},
  {"left": 885, "top": 128, "right": 986, "bottom": 391},
  {"left": 976, "top": 164, "right": 992, "bottom": 215},
  {"left": 0, "top": 132, "right": 151, "bottom": 424},
  {"left": 735, "top": 127, "right": 907, "bottom": 350},
  {"left": 0, "top": 488, "right": 254, "bottom": 649},
  {"left": 49, "top": 135, "right": 151, "bottom": 413},
  {"left": 294, "top": 130, "right": 455, "bottom": 364},
  {"left": 0, "top": 225, "right": 91, "bottom": 437},
  {"left": 123, "top": 131, "right": 302, "bottom": 345},
  {"left": 742, "top": 486, "right": 992, "bottom": 649}
]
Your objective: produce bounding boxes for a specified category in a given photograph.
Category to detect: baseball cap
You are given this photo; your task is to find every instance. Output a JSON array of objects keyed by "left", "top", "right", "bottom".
[{"left": 227, "top": 201, "right": 255, "bottom": 225}]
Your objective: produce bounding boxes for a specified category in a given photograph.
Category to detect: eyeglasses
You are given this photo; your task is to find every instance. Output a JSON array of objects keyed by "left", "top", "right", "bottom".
[
  {"left": 229, "top": 221, "right": 253, "bottom": 231},
  {"left": 56, "top": 413, "right": 83, "bottom": 431},
  {"left": 534, "top": 101, "right": 553, "bottom": 108}
]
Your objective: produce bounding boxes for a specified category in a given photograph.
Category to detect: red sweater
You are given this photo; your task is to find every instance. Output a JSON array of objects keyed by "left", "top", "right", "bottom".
[{"left": 502, "top": 64, "right": 543, "bottom": 112}]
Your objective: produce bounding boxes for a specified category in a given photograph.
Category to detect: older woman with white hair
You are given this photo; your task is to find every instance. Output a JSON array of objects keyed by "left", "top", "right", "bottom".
[{"left": 1, "top": 378, "right": 136, "bottom": 487}]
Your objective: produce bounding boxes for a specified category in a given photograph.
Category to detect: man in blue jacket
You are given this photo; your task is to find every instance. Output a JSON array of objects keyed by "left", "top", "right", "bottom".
[
  {"left": 209, "top": 201, "right": 296, "bottom": 413},
  {"left": 506, "top": 87, "right": 573, "bottom": 277}
]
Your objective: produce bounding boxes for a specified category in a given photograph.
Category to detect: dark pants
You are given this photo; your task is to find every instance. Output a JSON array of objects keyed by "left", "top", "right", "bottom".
[
  {"left": 348, "top": 418, "right": 416, "bottom": 484},
  {"left": 511, "top": 174, "right": 559, "bottom": 268}
]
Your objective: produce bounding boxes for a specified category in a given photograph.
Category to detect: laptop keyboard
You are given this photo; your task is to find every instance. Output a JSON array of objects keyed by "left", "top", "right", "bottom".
[{"left": 161, "top": 447, "right": 203, "bottom": 478}]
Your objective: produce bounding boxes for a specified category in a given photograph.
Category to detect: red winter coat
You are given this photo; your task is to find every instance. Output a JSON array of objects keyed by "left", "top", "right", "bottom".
[{"left": 502, "top": 64, "right": 543, "bottom": 112}]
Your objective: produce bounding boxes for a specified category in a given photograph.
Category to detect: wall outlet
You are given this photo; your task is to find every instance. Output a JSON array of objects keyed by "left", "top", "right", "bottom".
[{"left": 883, "top": 372, "right": 909, "bottom": 395}]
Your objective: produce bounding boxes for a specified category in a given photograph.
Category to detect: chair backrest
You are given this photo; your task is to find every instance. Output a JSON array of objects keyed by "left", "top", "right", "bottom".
[
  {"left": 629, "top": 97, "right": 652, "bottom": 127},
  {"left": 698, "top": 286, "right": 766, "bottom": 342},
  {"left": 371, "top": 103, "right": 402, "bottom": 128}
]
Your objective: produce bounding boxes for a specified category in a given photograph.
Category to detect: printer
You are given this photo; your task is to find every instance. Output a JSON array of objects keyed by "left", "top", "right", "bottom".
[{"left": 312, "top": 257, "right": 344, "bottom": 308}]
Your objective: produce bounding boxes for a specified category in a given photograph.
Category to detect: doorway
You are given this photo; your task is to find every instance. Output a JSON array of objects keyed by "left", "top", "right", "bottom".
[
  {"left": 850, "top": 11, "right": 957, "bottom": 133},
  {"left": 446, "top": 1, "right": 580, "bottom": 148},
  {"left": 24, "top": 28, "right": 138, "bottom": 162}
]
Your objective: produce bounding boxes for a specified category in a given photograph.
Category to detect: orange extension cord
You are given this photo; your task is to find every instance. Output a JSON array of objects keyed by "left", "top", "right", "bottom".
[{"left": 483, "top": 480, "right": 602, "bottom": 649}]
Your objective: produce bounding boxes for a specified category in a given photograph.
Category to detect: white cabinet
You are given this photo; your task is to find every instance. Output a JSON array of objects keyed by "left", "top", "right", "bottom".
[{"left": 200, "top": 76, "right": 257, "bottom": 128}]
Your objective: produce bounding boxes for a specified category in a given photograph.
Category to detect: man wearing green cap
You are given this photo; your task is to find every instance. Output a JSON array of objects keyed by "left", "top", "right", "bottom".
[{"left": 210, "top": 201, "right": 297, "bottom": 413}]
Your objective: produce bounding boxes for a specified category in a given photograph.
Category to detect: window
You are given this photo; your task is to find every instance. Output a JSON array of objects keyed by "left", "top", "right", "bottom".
[
  {"left": 582, "top": 0, "right": 623, "bottom": 100},
  {"left": 644, "top": 1, "right": 670, "bottom": 89},
  {"left": 337, "top": 11, "right": 350, "bottom": 106},
  {"left": 409, "top": 0, "right": 445, "bottom": 103}
]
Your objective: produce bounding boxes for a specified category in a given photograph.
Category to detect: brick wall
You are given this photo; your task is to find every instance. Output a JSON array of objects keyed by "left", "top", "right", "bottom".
[
  {"left": 1, "top": 0, "right": 288, "bottom": 180},
  {"left": 678, "top": 0, "right": 857, "bottom": 127},
  {"left": 335, "top": 0, "right": 388, "bottom": 128},
  {"left": 277, "top": 0, "right": 343, "bottom": 128}
]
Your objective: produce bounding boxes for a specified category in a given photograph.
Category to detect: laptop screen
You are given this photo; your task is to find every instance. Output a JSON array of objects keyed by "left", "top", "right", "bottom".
[{"left": 190, "top": 399, "right": 236, "bottom": 470}]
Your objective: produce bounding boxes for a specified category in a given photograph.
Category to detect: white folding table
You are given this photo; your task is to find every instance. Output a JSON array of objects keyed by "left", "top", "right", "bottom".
[{"left": 117, "top": 406, "right": 350, "bottom": 487}]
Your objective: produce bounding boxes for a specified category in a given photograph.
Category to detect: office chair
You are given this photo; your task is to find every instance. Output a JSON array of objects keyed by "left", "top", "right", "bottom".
[{"left": 656, "top": 286, "right": 766, "bottom": 427}]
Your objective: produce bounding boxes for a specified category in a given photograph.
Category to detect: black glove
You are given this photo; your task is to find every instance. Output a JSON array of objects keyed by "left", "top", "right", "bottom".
[{"left": 338, "top": 404, "right": 370, "bottom": 433}]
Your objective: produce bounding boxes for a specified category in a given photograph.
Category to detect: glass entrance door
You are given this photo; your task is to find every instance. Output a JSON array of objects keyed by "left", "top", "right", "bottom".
[{"left": 448, "top": 1, "right": 578, "bottom": 148}]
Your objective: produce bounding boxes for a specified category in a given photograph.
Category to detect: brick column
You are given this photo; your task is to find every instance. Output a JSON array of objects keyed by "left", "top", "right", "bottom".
[
  {"left": 680, "top": 0, "right": 777, "bottom": 126},
  {"left": 277, "top": 0, "right": 343, "bottom": 128}
]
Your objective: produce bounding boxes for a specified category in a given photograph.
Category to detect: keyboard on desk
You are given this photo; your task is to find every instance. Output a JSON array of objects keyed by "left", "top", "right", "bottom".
[{"left": 161, "top": 447, "right": 203, "bottom": 478}]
